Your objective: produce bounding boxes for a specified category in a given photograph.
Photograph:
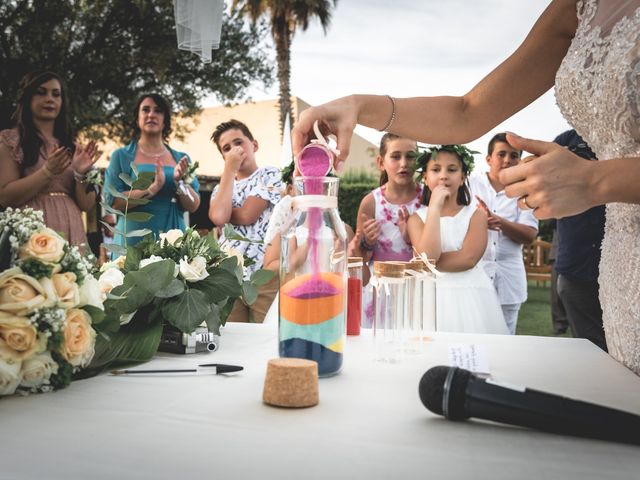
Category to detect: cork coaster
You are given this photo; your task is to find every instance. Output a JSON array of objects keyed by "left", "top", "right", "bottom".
[{"left": 263, "top": 358, "right": 319, "bottom": 408}]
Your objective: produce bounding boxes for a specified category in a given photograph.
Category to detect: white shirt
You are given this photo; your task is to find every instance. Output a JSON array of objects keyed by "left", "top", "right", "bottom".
[{"left": 469, "top": 173, "right": 538, "bottom": 305}]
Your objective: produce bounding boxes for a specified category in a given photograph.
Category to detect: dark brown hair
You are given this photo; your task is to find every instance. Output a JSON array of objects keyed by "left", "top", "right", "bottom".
[
  {"left": 420, "top": 150, "right": 471, "bottom": 206},
  {"left": 210, "top": 119, "right": 254, "bottom": 152},
  {"left": 12, "top": 70, "right": 74, "bottom": 173},
  {"left": 131, "top": 93, "right": 172, "bottom": 141},
  {"left": 487, "top": 132, "right": 521, "bottom": 156}
]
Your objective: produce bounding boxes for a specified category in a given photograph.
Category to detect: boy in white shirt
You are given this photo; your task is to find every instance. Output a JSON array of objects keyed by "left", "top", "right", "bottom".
[
  {"left": 469, "top": 133, "right": 538, "bottom": 334},
  {"left": 209, "top": 119, "right": 283, "bottom": 323}
]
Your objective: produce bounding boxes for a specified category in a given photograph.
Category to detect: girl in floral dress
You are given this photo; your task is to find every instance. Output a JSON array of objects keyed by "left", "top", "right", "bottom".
[{"left": 356, "top": 133, "right": 423, "bottom": 325}]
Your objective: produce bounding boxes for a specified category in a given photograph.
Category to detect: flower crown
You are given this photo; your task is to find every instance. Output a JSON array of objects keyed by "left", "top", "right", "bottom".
[{"left": 415, "top": 144, "right": 479, "bottom": 175}]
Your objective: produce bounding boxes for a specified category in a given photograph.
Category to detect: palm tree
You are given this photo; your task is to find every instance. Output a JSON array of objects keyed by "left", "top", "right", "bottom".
[{"left": 232, "top": 0, "right": 338, "bottom": 134}]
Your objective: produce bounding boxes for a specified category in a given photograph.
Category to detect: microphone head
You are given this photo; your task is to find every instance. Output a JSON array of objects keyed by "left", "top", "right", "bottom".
[{"left": 418, "top": 366, "right": 472, "bottom": 420}]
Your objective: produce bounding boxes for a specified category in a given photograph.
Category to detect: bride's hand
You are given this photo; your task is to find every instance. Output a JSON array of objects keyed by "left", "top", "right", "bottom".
[
  {"left": 500, "top": 133, "right": 598, "bottom": 219},
  {"left": 292, "top": 95, "right": 358, "bottom": 170}
]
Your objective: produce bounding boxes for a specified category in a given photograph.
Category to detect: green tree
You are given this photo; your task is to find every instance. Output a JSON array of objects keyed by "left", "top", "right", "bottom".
[
  {"left": 0, "top": 0, "right": 273, "bottom": 141},
  {"left": 231, "top": 0, "right": 338, "bottom": 133}
]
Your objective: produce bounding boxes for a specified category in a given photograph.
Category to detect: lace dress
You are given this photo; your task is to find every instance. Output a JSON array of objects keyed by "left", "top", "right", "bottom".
[
  {"left": 416, "top": 205, "right": 508, "bottom": 334},
  {"left": 555, "top": 0, "right": 640, "bottom": 374}
]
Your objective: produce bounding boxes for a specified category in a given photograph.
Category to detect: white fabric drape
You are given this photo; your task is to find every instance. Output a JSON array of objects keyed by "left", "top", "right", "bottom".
[{"left": 173, "top": 0, "right": 224, "bottom": 63}]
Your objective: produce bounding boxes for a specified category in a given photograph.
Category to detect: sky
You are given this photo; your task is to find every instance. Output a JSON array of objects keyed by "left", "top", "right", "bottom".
[{"left": 206, "top": 0, "right": 571, "bottom": 167}]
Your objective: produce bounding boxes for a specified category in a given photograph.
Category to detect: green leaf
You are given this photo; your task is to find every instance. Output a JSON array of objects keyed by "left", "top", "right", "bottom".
[
  {"left": 251, "top": 268, "right": 275, "bottom": 286},
  {"left": 130, "top": 163, "right": 139, "bottom": 177},
  {"left": 124, "top": 245, "right": 142, "bottom": 271},
  {"left": 155, "top": 278, "right": 184, "bottom": 298},
  {"left": 103, "top": 243, "right": 127, "bottom": 256},
  {"left": 204, "top": 302, "right": 223, "bottom": 335},
  {"left": 242, "top": 280, "right": 258, "bottom": 305},
  {"left": 126, "top": 211, "right": 154, "bottom": 222},
  {"left": 223, "top": 224, "right": 260, "bottom": 243},
  {"left": 118, "top": 172, "right": 132, "bottom": 187},
  {"left": 82, "top": 304, "right": 105, "bottom": 325},
  {"left": 107, "top": 260, "right": 175, "bottom": 314},
  {"left": 100, "top": 220, "right": 116, "bottom": 234},
  {"left": 101, "top": 202, "right": 123, "bottom": 217},
  {"left": 219, "top": 256, "right": 243, "bottom": 283},
  {"left": 106, "top": 183, "right": 127, "bottom": 200},
  {"left": 76, "top": 309, "right": 163, "bottom": 378},
  {"left": 193, "top": 268, "right": 243, "bottom": 302},
  {"left": 162, "top": 288, "right": 209, "bottom": 333},
  {"left": 132, "top": 171, "right": 155, "bottom": 190},
  {"left": 125, "top": 228, "right": 152, "bottom": 238},
  {"left": 219, "top": 297, "right": 236, "bottom": 328},
  {"left": 127, "top": 197, "right": 151, "bottom": 206}
]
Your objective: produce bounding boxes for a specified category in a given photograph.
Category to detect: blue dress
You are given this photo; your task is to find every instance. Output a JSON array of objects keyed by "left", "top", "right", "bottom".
[{"left": 104, "top": 141, "right": 200, "bottom": 248}]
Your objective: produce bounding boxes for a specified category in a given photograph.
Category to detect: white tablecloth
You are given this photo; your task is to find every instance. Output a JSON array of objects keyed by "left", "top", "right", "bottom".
[{"left": 2, "top": 323, "right": 639, "bottom": 480}]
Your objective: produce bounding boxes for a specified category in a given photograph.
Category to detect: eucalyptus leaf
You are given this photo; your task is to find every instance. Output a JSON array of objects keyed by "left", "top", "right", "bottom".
[
  {"left": 131, "top": 163, "right": 139, "bottom": 177},
  {"left": 242, "top": 280, "right": 258, "bottom": 305},
  {"left": 124, "top": 245, "right": 142, "bottom": 271},
  {"left": 155, "top": 278, "right": 185, "bottom": 298},
  {"left": 132, "top": 171, "right": 155, "bottom": 190},
  {"left": 118, "top": 172, "right": 132, "bottom": 187},
  {"left": 126, "top": 211, "right": 154, "bottom": 222},
  {"left": 100, "top": 220, "right": 116, "bottom": 234},
  {"left": 127, "top": 197, "right": 151, "bottom": 206},
  {"left": 101, "top": 202, "right": 123, "bottom": 217},
  {"left": 219, "top": 256, "right": 243, "bottom": 283},
  {"left": 106, "top": 183, "right": 127, "bottom": 200},
  {"left": 222, "top": 224, "right": 260, "bottom": 243},
  {"left": 103, "top": 243, "right": 127, "bottom": 256},
  {"left": 161, "top": 288, "right": 209, "bottom": 333},
  {"left": 204, "top": 302, "right": 223, "bottom": 335},
  {"left": 82, "top": 304, "right": 105, "bottom": 325},
  {"left": 251, "top": 268, "right": 275, "bottom": 286},
  {"left": 125, "top": 228, "right": 152, "bottom": 238}
]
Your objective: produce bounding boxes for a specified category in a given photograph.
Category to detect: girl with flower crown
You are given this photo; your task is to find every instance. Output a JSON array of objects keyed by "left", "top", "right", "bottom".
[{"left": 407, "top": 145, "right": 508, "bottom": 334}]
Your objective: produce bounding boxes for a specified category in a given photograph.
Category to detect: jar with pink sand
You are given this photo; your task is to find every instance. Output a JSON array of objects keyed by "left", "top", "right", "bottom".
[{"left": 278, "top": 144, "right": 347, "bottom": 377}]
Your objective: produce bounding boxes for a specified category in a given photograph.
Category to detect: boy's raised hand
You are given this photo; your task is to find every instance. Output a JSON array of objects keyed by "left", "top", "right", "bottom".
[{"left": 224, "top": 145, "right": 246, "bottom": 174}]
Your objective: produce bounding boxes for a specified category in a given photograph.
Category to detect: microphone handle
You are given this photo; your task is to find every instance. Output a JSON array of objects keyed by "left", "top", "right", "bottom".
[{"left": 466, "top": 377, "right": 640, "bottom": 445}]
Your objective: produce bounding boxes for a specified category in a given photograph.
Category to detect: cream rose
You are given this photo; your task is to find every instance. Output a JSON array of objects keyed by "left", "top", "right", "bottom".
[
  {"left": 20, "top": 351, "right": 58, "bottom": 389},
  {"left": 41, "top": 272, "right": 80, "bottom": 309},
  {"left": 0, "top": 359, "right": 21, "bottom": 396},
  {"left": 179, "top": 256, "right": 209, "bottom": 283},
  {"left": 99, "top": 255, "right": 126, "bottom": 272},
  {"left": 159, "top": 229, "right": 184, "bottom": 246},
  {"left": 18, "top": 227, "right": 66, "bottom": 263},
  {"left": 61, "top": 309, "right": 96, "bottom": 368},
  {"left": 98, "top": 268, "right": 125, "bottom": 298},
  {"left": 222, "top": 246, "right": 245, "bottom": 268},
  {"left": 0, "top": 267, "right": 52, "bottom": 316},
  {"left": 78, "top": 274, "right": 104, "bottom": 310},
  {"left": 0, "top": 315, "right": 47, "bottom": 363}
]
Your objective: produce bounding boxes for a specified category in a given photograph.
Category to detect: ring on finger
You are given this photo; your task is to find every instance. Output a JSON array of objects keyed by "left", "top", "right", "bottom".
[{"left": 519, "top": 195, "right": 533, "bottom": 210}]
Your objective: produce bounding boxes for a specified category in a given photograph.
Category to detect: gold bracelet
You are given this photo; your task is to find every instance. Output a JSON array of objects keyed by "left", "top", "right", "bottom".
[{"left": 379, "top": 95, "right": 397, "bottom": 132}]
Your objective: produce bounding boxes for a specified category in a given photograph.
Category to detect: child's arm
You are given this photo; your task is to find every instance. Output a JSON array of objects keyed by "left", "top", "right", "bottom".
[
  {"left": 208, "top": 147, "right": 244, "bottom": 226},
  {"left": 436, "top": 209, "right": 489, "bottom": 272},
  {"left": 263, "top": 234, "right": 281, "bottom": 272},
  {"left": 355, "top": 193, "right": 380, "bottom": 263},
  {"left": 410, "top": 185, "right": 448, "bottom": 261},
  {"left": 229, "top": 196, "right": 270, "bottom": 225}
]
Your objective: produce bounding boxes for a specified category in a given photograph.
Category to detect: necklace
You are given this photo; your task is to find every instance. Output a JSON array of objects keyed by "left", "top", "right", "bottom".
[
  {"left": 138, "top": 145, "right": 166, "bottom": 158},
  {"left": 379, "top": 184, "right": 423, "bottom": 226}
]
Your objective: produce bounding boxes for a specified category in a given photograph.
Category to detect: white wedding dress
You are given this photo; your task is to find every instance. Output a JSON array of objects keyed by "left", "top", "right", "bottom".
[
  {"left": 416, "top": 205, "right": 508, "bottom": 335},
  {"left": 555, "top": 0, "right": 640, "bottom": 374}
]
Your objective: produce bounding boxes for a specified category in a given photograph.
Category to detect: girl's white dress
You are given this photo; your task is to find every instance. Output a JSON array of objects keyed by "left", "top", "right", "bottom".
[{"left": 416, "top": 204, "right": 508, "bottom": 334}]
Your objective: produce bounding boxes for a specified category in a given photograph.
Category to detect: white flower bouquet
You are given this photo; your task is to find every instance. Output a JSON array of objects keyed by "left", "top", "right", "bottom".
[
  {"left": 90, "top": 225, "right": 274, "bottom": 373},
  {"left": 0, "top": 208, "right": 107, "bottom": 396}
]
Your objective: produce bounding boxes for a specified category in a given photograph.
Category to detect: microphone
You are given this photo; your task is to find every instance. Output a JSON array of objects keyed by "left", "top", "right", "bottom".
[{"left": 418, "top": 366, "right": 640, "bottom": 445}]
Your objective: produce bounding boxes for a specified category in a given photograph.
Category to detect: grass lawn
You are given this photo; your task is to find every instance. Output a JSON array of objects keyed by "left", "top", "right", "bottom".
[{"left": 516, "top": 281, "right": 572, "bottom": 338}]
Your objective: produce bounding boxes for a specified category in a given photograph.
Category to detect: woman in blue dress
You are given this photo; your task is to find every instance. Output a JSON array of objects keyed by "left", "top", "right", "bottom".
[{"left": 104, "top": 93, "right": 200, "bottom": 248}]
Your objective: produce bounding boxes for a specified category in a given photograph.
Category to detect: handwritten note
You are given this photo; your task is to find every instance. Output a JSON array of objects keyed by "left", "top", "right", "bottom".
[{"left": 448, "top": 344, "right": 491, "bottom": 376}]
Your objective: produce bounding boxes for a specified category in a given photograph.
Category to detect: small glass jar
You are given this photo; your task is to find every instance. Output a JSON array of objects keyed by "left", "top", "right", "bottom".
[
  {"left": 420, "top": 262, "right": 437, "bottom": 333},
  {"left": 279, "top": 177, "right": 347, "bottom": 377},
  {"left": 347, "top": 257, "right": 363, "bottom": 336},
  {"left": 372, "top": 261, "right": 405, "bottom": 362}
]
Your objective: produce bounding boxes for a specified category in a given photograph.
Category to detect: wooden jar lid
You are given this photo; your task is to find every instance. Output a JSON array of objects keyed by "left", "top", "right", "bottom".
[
  {"left": 263, "top": 358, "right": 319, "bottom": 408},
  {"left": 374, "top": 261, "right": 406, "bottom": 278}
]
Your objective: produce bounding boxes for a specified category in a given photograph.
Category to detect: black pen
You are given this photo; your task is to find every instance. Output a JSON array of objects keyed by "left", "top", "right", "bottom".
[{"left": 110, "top": 363, "right": 243, "bottom": 375}]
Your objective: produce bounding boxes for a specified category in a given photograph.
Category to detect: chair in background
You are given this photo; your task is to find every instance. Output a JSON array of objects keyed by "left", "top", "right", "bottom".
[{"left": 523, "top": 238, "right": 552, "bottom": 287}]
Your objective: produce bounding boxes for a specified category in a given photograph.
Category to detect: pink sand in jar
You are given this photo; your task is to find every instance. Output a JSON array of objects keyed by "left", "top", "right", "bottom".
[{"left": 287, "top": 276, "right": 341, "bottom": 299}]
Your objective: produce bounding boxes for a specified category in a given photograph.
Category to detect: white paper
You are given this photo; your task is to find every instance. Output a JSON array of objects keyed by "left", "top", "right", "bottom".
[{"left": 448, "top": 344, "right": 491, "bottom": 375}]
